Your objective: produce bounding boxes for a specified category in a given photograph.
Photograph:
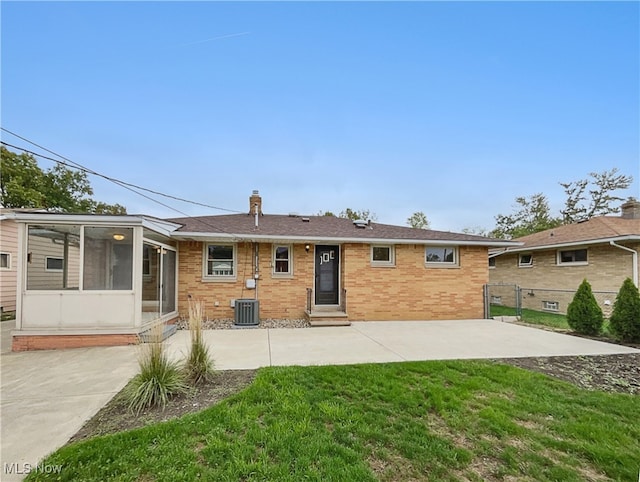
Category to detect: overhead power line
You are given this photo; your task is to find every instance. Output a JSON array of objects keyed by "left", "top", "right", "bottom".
[
  {"left": 0, "top": 129, "right": 243, "bottom": 214},
  {"left": 0, "top": 130, "right": 249, "bottom": 239}
]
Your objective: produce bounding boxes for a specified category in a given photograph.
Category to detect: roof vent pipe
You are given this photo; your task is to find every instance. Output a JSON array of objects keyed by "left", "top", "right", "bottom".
[{"left": 254, "top": 203, "right": 259, "bottom": 228}]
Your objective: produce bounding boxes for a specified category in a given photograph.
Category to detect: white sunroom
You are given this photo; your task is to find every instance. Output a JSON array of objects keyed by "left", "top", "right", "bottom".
[{"left": 11, "top": 212, "right": 181, "bottom": 350}]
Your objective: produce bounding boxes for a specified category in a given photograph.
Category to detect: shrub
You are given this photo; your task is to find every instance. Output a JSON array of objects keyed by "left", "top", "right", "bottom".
[
  {"left": 609, "top": 278, "right": 640, "bottom": 343},
  {"left": 185, "top": 299, "right": 215, "bottom": 384},
  {"left": 567, "top": 279, "right": 604, "bottom": 336},
  {"left": 126, "top": 325, "right": 186, "bottom": 414}
]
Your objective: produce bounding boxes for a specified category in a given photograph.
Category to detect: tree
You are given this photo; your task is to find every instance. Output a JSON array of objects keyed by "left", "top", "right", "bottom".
[
  {"left": 317, "top": 208, "right": 377, "bottom": 221},
  {"left": 608, "top": 278, "right": 640, "bottom": 343},
  {"left": 491, "top": 193, "right": 561, "bottom": 239},
  {"left": 560, "top": 168, "right": 633, "bottom": 223},
  {"left": 0, "top": 147, "right": 126, "bottom": 214},
  {"left": 566, "top": 279, "right": 604, "bottom": 336},
  {"left": 0, "top": 147, "right": 45, "bottom": 208},
  {"left": 462, "top": 226, "right": 489, "bottom": 237},
  {"left": 339, "top": 208, "right": 377, "bottom": 221},
  {"left": 406, "top": 211, "right": 430, "bottom": 229}
]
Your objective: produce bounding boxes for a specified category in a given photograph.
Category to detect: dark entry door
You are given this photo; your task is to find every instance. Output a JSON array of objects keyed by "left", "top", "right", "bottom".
[{"left": 315, "top": 245, "right": 339, "bottom": 305}]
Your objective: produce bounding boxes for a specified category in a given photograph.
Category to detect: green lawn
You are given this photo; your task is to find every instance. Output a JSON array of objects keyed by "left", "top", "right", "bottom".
[
  {"left": 28, "top": 361, "right": 639, "bottom": 481},
  {"left": 490, "top": 305, "right": 571, "bottom": 329},
  {"left": 490, "top": 305, "right": 616, "bottom": 335}
]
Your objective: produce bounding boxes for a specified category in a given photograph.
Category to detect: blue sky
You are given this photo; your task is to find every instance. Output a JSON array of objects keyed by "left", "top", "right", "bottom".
[{"left": 2, "top": 1, "right": 638, "bottom": 232}]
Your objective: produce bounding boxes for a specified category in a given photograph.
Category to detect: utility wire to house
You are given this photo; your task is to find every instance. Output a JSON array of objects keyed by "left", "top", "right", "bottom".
[
  {"left": 0, "top": 129, "right": 249, "bottom": 240},
  {"left": 0, "top": 129, "right": 243, "bottom": 214}
]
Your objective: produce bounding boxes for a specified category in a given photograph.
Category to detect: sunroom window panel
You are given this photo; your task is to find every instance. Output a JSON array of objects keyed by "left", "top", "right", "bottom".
[
  {"left": 83, "top": 227, "right": 133, "bottom": 290},
  {"left": 27, "top": 225, "right": 80, "bottom": 290}
]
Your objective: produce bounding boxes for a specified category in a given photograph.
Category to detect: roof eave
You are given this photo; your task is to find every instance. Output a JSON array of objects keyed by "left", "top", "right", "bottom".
[
  {"left": 492, "top": 235, "right": 640, "bottom": 255},
  {"left": 10, "top": 213, "right": 181, "bottom": 238},
  {"left": 170, "top": 231, "right": 520, "bottom": 247}
]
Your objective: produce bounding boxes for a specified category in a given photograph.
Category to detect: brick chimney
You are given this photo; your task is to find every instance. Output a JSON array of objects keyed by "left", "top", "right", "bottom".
[
  {"left": 249, "top": 190, "right": 262, "bottom": 215},
  {"left": 621, "top": 198, "right": 640, "bottom": 219}
]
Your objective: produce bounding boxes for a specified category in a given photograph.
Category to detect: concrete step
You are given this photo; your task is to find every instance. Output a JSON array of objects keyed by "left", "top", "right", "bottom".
[
  {"left": 309, "top": 319, "right": 352, "bottom": 327},
  {"left": 305, "top": 310, "right": 351, "bottom": 326}
]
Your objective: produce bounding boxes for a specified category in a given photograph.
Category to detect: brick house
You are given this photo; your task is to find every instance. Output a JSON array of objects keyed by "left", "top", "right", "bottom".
[
  {"left": 489, "top": 199, "right": 640, "bottom": 316},
  {"left": 170, "top": 191, "right": 515, "bottom": 324},
  {"left": 10, "top": 191, "right": 515, "bottom": 351}
]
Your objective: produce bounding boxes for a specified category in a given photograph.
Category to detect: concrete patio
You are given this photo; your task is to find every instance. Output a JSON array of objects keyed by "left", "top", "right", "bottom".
[{"left": 2, "top": 319, "right": 639, "bottom": 481}]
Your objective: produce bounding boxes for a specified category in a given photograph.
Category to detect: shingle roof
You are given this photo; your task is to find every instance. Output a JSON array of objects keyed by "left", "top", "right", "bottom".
[
  {"left": 167, "top": 214, "right": 514, "bottom": 246},
  {"left": 504, "top": 216, "right": 640, "bottom": 251}
]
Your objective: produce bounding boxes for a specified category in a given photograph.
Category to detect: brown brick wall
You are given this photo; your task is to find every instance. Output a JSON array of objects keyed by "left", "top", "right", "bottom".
[
  {"left": 178, "top": 241, "right": 489, "bottom": 321},
  {"left": 12, "top": 333, "right": 138, "bottom": 351},
  {"left": 343, "top": 244, "right": 488, "bottom": 320}
]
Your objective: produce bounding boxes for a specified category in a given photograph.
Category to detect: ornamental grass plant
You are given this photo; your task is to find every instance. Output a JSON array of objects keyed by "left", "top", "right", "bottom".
[
  {"left": 126, "top": 324, "right": 186, "bottom": 414},
  {"left": 185, "top": 298, "right": 215, "bottom": 384}
]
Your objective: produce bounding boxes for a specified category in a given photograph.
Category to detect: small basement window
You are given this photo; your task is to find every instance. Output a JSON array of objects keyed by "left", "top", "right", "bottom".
[
  {"left": 542, "top": 301, "right": 559, "bottom": 312},
  {"left": 518, "top": 254, "right": 533, "bottom": 267},
  {"left": 491, "top": 296, "right": 502, "bottom": 305}
]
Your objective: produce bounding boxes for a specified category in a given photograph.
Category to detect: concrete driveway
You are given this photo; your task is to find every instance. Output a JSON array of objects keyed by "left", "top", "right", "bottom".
[{"left": 2, "top": 319, "right": 639, "bottom": 481}]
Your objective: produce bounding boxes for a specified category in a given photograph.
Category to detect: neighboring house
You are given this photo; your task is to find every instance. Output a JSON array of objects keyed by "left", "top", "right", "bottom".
[
  {"left": 489, "top": 199, "right": 640, "bottom": 316},
  {"left": 10, "top": 191, "right": 515, "bottom": 351},
  {"left": 0, "top": 209, "right": 19, "bottom": 314}
]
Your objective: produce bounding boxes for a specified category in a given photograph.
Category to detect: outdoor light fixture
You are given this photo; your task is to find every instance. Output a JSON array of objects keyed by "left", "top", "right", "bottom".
[
  {"left": 112, "top": 234, "right": 125, "bottom": 241},
  {"left": 305, "top": 244, "right": 310, "bottom": 253}
]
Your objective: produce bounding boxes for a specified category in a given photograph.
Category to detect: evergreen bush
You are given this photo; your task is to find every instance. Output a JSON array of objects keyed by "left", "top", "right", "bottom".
[
  {"left": 566, "top": 279, "right": 604, "bottom": 336},
  {"left": 609, "top": 278, "right": 640, "bottom": 343}
]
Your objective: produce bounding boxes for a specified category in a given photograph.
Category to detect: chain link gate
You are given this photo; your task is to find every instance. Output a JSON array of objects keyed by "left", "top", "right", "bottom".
[{"left": 483, "top": 283, "right": 522, "bottom": 319}]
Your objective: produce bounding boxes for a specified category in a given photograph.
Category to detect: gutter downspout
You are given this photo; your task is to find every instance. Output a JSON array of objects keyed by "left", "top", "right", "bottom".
[{"left": 610, "top": 241, "right": 638, "bottom": 287}]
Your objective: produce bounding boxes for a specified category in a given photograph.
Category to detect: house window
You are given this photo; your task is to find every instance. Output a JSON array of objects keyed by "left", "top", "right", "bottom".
[
  {"left": 488, "top": 257, "right": 496, "bottom": 268},
  {"left": 558, "top": 249, "right": 587, "bottom": 265},
  {"left": 491, "top": 296, "right": 502, "bottom": 305},
  {"left": 206, "top": 244, "right": 235, "bottom": 277},
  {"left": 45, "top": 257, "right": 64, "bottom": 271},
  {"left": 518, "top": 254, "right": 533, "bottom": 267},
  {"left": 273, "top": 245, "right": 292, "bottom": 275},
  {"left": 0, "top": 253, "right": 10, "bottom": 269},
  {"left": 543, "top": 301, "right": 559, "bottom": 312},
  {"left": 426, "top": 246, "right": 457, "bottom": 265},
  {"left": 371, "top": 245, "right": 395, "bottom": 266}
]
